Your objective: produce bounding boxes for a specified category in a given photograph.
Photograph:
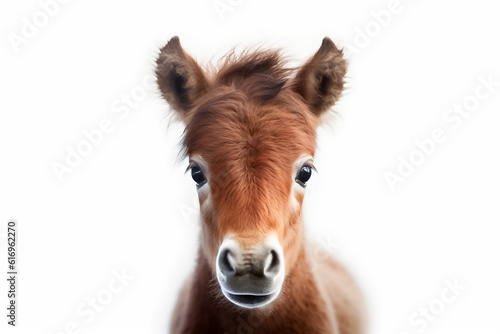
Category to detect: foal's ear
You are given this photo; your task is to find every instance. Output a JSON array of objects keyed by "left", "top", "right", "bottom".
[
  {"left": 292, "top": 37, "right": 347, "bottom": 116},
  {"left": 156, "top": 36, "right": 208, "bottom": 121}
]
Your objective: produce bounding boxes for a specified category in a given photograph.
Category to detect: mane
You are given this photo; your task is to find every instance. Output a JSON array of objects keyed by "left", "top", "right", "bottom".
[{"left": 210, "top": 49, "right": 295, "bottom": 104}]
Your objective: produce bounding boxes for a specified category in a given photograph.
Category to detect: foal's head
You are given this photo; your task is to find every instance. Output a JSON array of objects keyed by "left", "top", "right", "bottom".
[{"left": 156, "top": 37, "right": 346, "bottom": 309}]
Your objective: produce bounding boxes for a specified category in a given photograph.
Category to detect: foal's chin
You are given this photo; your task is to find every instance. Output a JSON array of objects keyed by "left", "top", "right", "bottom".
[{"left": 215, "top": 235, "right": 285, "bottom": 309}]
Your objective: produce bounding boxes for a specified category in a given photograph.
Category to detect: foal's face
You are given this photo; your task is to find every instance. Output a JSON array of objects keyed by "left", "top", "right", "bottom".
[
  {"left": 156, "top": 37, "right": 346, "bottom": 309},
  {"left": 185, "top": 92, "right": 317, "bottom": 308}
]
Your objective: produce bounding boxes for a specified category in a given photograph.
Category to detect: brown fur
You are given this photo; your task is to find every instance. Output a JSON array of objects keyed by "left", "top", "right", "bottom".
[{"left": 156, "top": 36, "right": 366, "bottom": 334}]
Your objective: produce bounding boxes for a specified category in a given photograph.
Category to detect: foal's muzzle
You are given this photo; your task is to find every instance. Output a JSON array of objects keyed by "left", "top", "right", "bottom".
[{"left": 216, "top": 235, "right": 285, "bottom": 309}]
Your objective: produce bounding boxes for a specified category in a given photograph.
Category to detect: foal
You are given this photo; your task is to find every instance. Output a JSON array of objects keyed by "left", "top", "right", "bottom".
[{"left": 156, "top": 36, "right": 365, "bottom": 334}]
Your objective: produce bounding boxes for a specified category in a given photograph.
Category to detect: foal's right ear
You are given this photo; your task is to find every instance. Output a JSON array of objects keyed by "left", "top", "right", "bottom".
[{"left": 156, "top": 36, "right": 208, "bottom": 121}]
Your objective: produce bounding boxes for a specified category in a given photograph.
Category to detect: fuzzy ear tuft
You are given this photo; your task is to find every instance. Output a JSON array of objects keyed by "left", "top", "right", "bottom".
[
  {"left": 292, "top": 37, "right": 347, "bottom": 116},
  {"left": 155, "top": 36, "right": 208, "bottom": 121}
]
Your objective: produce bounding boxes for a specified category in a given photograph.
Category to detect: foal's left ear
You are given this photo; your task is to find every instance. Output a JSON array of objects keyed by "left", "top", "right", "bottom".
[
  {"left": 156, "top": 36, "right": 208, "bottom": 122},
  {"left": 292, "top": 37, "right": 347, "bottom": 116}
]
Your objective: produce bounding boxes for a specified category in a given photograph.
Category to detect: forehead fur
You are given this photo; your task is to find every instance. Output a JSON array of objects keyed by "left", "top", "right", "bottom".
[{"left": 182, "top": 49, "right": 318, "bottom": 159}]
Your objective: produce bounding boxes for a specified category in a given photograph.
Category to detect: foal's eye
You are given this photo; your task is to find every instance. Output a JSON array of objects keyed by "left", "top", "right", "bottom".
[
  {"left": 296, "top": 165, "right": 312, "bottom": 186},
  {"left": 191, "top": 166, "right": 206, "bottom": 186}
]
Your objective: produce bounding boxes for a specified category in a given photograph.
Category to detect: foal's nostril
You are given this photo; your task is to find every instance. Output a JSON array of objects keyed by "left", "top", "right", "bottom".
[
  {"left": 264, "top": 249, "right": 280, "bottom": 276},
  {"left": 218, "top": 248, "right": 235, "bottom": 275}
]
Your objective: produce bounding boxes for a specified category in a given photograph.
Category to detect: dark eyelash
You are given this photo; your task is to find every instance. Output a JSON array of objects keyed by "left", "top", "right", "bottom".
[{"left": 185, "top": 162, "right": 197, "bottom": 173}]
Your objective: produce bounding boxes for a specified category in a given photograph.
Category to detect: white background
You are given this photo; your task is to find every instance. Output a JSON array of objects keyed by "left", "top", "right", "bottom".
[{"left": 1, "top": 0, "right": 499, "bottom": 333}]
